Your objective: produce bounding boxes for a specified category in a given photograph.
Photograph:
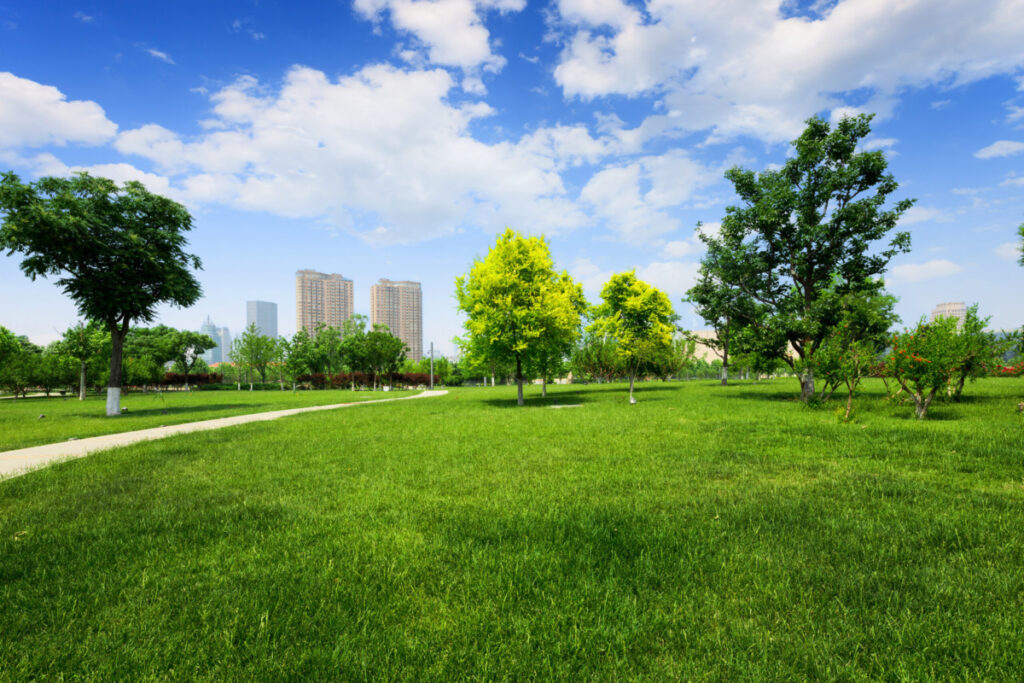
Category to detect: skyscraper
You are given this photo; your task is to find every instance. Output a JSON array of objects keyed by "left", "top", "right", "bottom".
[
  {"left": 216, "top": 327, "right": 232, "bottom": 362},
  {"left": 199, "top": 316, "right": 220, "bottom": 364},
  {"left": 370, "top": 278, "right": 422, "bottom": 361},
  {"left": 295, "top": 270, "right": 354, "bottom": 334},
  {"left": 246, "top": 300, "right": 278, "bottom": 338}
]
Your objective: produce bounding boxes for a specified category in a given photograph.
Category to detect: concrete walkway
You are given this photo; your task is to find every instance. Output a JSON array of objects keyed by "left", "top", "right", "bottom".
[{"left": 0, "top": 390, "right": 448, "bottom": 479}]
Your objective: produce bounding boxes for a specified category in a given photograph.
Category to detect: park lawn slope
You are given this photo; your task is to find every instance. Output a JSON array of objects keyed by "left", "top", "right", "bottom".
[
  {"left": 0, "top": 388, "right": 414, "bottom": 451},
  {"left": 1, "top": 379, "right": 1023, "bottom": 679}
]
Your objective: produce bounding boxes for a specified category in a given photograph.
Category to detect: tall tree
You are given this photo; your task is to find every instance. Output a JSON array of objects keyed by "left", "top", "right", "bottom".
[
  {"left": 685, "top": 264, "right": 758, "bottom": 385},
  {"left": 590, "top": 271, "right": 677, "bottom": 403},
  {"left": 455, "top": 228, "right": 585, "bottom": 406},
  {"left": 0, "top": 173, "right": 202, "bottom": 415},
  {"left": 700, "top": 115, "right": 913, "bottom": 400}
]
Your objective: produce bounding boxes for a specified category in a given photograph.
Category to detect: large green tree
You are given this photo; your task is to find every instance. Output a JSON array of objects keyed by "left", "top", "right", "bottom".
[
  {"left": 1017, "top": 222, "right": 1024, "bottom": 266},
  {"left": 0, "top": 173, "right": 202, "bottom": 415},
  {"left": 455, "top": 228, "right": 585, "bottom": 406},
  {"left": 590, "top": 271, "right": 677, "bottom": 403},
  {"left": 700, "top": 115, "right": 913, "bottom": 400}
]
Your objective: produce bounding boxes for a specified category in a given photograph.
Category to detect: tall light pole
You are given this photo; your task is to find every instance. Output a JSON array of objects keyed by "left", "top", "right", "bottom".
[{"left": 429, "top": 341, "right": 434, "bottom": 390}]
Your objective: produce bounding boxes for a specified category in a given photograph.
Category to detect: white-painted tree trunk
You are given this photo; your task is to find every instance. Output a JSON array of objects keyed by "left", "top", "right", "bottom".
[{"left": 105, "top": 387, "right": 121, "bottom": 416}]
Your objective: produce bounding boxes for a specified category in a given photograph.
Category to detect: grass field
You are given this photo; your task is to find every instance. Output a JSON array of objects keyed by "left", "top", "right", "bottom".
[
  {"left": 2, "top": 378, "right": 1023, "bottom": 679},
  {"left": 0, "top": 388, "right": 414, "bottom": 452}
]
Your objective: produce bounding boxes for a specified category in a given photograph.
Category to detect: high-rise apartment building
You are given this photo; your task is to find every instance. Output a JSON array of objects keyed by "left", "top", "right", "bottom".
[
  {"left": 295, "top": 270, "right": 354, "bottom": 334},
  {"left": 370, "top": 279, "right": 423, "bottom": 361},
  {"left": 246, "top": 300, "right": 278, "bottom": 338},
  {"left": 930, "top": 302, "right": 967, "bottom": 326}
]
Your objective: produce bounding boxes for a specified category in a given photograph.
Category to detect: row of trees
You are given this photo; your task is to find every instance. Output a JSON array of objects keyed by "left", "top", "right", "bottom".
[
  {"left": 0, "top": 322, "right": 219, "bottom": 398},
  {"left": 226, "top": 317, "right": 409, "bottom": 391},
  {"left": 456, "top": 229, "right": 689, "bottom": 406}
]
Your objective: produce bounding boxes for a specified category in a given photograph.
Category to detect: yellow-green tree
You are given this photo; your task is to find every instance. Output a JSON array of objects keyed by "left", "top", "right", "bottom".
[
  {"left": 591, "top": 271, "right": 676, "bottom": 403},
  {"left": 455, "top": 228, "right": 586, "bottom": 406}
]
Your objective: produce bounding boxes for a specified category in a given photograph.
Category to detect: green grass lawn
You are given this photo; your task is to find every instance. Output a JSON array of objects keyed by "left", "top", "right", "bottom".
[
  {"left": 0, "top": 387, "right": 415, "bottom": 452},
  {"left": 2, "top": 378, "right": 1023, "bottom": 679}
]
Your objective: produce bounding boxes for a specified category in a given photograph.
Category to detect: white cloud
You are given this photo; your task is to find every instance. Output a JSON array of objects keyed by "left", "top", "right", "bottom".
[
  {"left": 664, "top": 239, "right": 699, "bottom": 258},
  {"left": 74, "top": 11, "right": 94, "bottom": 23},
  {"left": 975, "top": 140, "right": 1024, "bottom": 159},
  {"left": 889, "top": 259, "right": 963, "bottom": 282},
  {"left": 1001, "top": 175, "right": 1024, "bottom": 187},
  {"left": 115, "top": 64, "right": 589, "bottom": 243},
  {"left": 570, "top": 257, "right": 612, "bottom": 296},
  {"left": 145, "top": 48, "right": 175, "bottom": 65},
  {"left": 636, "top": 260, "right": 700, "bottom": 299},
  {"left": 861, "top": 137, "right": 898, "bottom": 151},
  {"left": 353, "top": 0, "right": 525, "bottom": 76},
  {"left": 995, "top": 242, "right": 1021, "bottom": 261},
  {"left": 931, "top": 99, "right": 951, "bottom": 110},
  {"left": 0, "top": 72, "right": 117, "bottom": 148},
  {"left": 898, "top": 206, "right": 954, "bottom": 226},
  {"left": 553, "top": 0, "right": 1024, "bottom": 143},
  {"left": 578, "top": 150, "right": 722, "bottom": 242}
]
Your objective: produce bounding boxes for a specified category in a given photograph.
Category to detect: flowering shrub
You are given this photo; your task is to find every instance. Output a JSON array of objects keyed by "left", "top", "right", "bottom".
[{"left": 884, "top": 317, "right": 959, "bottom": 419}]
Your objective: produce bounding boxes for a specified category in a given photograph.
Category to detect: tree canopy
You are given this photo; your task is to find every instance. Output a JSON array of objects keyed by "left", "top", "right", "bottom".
[
  {"left": 698, "top": 114, "right": 913, "bottom": 400},
  {"left": 0, "top": 172, "right": 202, "bottom": 415},
  {"left": 455, "top": 228, "right": 585, "bottom": 406},
  {"left": 590, "top": 271, "right": 676, "bottom": 402}
]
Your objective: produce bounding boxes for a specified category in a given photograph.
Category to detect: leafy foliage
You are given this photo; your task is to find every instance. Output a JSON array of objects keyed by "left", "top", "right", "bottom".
[
  {"left": 699, "top": 115, "right": 913, "bottom": 400},
  {"left": 456, "top": 228, "right": 585, "bottom": 405},
  {"left": 590, "top": 271, "right": 676, "bottom": 401},
  {"left": 0, "top": 172, "right": 202, "bottom": 415}
]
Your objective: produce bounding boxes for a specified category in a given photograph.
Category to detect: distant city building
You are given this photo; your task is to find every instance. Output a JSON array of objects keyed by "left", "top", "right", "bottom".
[
  {"left": 930, "top": 302, "right": 967, "bottom": 326},
  {"left": 199, "top": 316, "right": 220, "bottom": 364},
  {"left": 246, "top": 300, "right": 278, "bottom": 338},
  {"left": 216, "top": 327, "right": 232, "bottom": 362},
  {"left": 295, "top": 269, "right": 354, "bottom": 334},
  {"left": 370, "top": 279, "right": 423, "bottom": 361}
]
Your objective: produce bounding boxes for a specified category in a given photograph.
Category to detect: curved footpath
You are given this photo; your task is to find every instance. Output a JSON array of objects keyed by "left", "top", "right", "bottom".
[{"left": 0, "top": 390, "right": 448, "bottom": 480}]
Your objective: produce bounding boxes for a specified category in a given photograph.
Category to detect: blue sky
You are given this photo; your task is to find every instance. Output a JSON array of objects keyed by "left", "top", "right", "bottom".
[{"left": 1, "top": 0, "right": 1022, "bottom": 355}]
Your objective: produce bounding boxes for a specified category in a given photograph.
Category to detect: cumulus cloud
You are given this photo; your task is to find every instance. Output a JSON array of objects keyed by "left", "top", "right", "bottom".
[
  {"left": 636, "top": 260, "right": 700, "bottom": 298},
  {"left": 0, "top": 72, "right": 117, "bottom": 148},
  {"left": 975, "top": 140, "right": 1024, "bottom": 159},
  {"left": 353, "top": 0, "right": 525, "bottom": 78},
  {"left": 579, "top": 150, "right": 722, "bottom": 242},
  {"left": 115, "top": 64, "right": 590, "bottom": 243},
  {"left": 889, "top": 259, "right": 963, "bottom": 282},
  {"left": 552, "top": 0, "right": 1024, "bottom": 143},
  {"left": 995, "top": 242, "right": 1021, "bottom": 261}
]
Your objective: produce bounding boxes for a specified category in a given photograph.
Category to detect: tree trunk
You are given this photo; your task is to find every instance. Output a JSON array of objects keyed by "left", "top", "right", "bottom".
[
  {"left": 799, "top": 367, "right": 815, "bottom": 401},
  {"left": 515, "top": 355, "right": 524, "bottom": 406},
  {"left": 844, "top": 385, "right": 854, "bottom": 421},
  {"left": 629, "top": 371, "right": 636, "bottom": 403},
  {"left": 542, "top": 375, "right": 547, "bottom": 398},
  {"left": 917, "top": 387, "right": 937, "bottom": 419},
  {"left": 720, "top": 363, "right": 728, "bottom": 385},
  {"left": 78, "top": 361, "right": 87, "bottom": 400},
  {"left": 106, "top": 322, "right": 128, "bottom": 417},
  {"left": 953, "top": 373, "right": 967, "bottom": 400}
]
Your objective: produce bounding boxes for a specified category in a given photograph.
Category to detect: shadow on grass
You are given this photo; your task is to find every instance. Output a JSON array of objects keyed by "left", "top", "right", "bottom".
[
  {"left": 80, "top": 403, "right": 260, "bottom": 420},
  {"left": 477, "top": 384, "right": 677, "bottom": 409}
]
